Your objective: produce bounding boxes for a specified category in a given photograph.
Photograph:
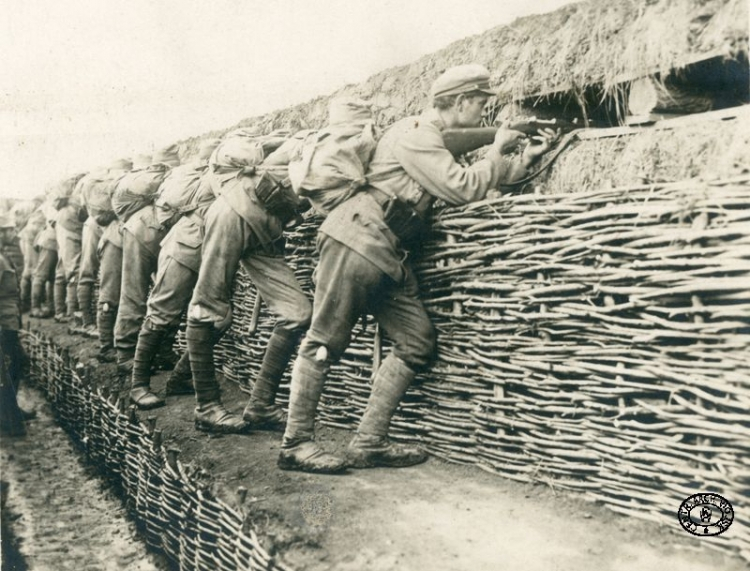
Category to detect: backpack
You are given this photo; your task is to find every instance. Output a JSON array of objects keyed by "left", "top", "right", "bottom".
[
  {"left": 288, "top": 97, "right": 378, "bottom": 216},
  {"left": 111, "top": 164, "right": 171, "bottom": 223},
  {"left": 153, "top": 163, "right": 208, "bottom": 228},
  {"left": 81, "top": 168, "right": 130, "bottom": 219},
  {"left": 288, "top": 123, "right": 378, "bottom": 217}
]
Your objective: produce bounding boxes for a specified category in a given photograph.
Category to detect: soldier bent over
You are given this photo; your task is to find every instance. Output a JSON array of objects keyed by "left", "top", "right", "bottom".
[
  {"left": 95, "top": 159, "right": 139, "bottom": 362},
  {"left": 53, "top": 173, "right": 87, "bottom": 323},
  {"left": 128, "top": 139, "right": 220, "bottom": 409},
  {"left": 279, "top": 64, "right": 558, "bottom": 473},
  {"left": 30, "top": 202, "right": 61, "bottom": 319},
  {"left": 186, "top": 130, "right": 311, "bottom": 434},
  {"left": 114, "top": 146, "right": 180, "bottom": 375}
]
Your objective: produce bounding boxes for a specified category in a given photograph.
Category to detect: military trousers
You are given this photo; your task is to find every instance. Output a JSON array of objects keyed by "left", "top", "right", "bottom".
[
  {"left": 145, "top": 255, "right": 197, "bottom": 329},
  {"left": 78, "top": 219, "right": 103, "bottom": 287},
  {"left": 32, "top": 247, "right": 57, "bottom": 283},
  {"left": 20, "top": 237, "right": 38, "bottom": 281},
  {"left": 187, "top": 198, "right": 311, "bottom": 334},
  {"left": 97, "top": 240, "right": 123, "bottom": 308},
  {"left": 115, "top": 229, "right": 162, "bottom": 359},
  {"left": 55, "top": 224, "right": 82, "bottom": 285},
  {"left": 298, "top": 234, "right": 436, "bottom": 370}
]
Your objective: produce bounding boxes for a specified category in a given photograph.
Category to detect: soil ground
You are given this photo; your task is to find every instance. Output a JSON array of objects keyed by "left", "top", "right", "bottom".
[
  {"left": 5, "top": 317, "right": 747, "bottom": 571},
  {"left": 0, "top": 386, "right": 166, "bottom": 571}
]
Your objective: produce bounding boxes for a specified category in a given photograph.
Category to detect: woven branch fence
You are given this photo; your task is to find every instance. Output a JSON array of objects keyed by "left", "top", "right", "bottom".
[
  {"left": 24, "top": 332, "right": 291, "bottom": 571},
  {"left": 214, "top": 172, "right": 750, "bottom": 562},
  {"left": 24, "top": 174, "right": 750, "bottom": 564}
]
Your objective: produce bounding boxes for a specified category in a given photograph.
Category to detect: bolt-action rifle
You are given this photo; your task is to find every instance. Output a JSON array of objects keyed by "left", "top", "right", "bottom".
[{"left": 442, "top": 118, "right": 583, "bottom": 157}]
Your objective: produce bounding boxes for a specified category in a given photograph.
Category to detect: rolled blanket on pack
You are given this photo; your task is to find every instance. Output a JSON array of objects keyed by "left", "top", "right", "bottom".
[
  {"left": 153, "top": 138, "right": 221, "bottom": 228},
  {"left": 51, "top": 173, "right": 87, "bottom": 211},
  {"left": 80, "top": 159, "right": 133, "bottom": 223},
  {"left": 288, "top": 96, "right": 379, "bottom": 216},
  {"left": 212, "top": 129, "right": 267, "bottom": 170},
  {"left": 111, "top": 145, "right": 179, "bottom": 223}
]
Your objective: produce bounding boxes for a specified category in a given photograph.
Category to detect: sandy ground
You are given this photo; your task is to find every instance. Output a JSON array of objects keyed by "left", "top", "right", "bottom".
[{"left": 4, "top": 318, "right": 746, "bottom": 571}]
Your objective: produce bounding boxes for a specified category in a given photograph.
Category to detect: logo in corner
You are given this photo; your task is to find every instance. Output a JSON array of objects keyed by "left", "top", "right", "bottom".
[{"left": 678, "top": 493, "right": 733, "bottom": 537}]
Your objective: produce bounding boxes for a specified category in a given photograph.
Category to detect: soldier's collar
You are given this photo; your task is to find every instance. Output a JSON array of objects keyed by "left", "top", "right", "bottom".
[{"left": 421, "top": 108, "right": 447, "bottom": 132}]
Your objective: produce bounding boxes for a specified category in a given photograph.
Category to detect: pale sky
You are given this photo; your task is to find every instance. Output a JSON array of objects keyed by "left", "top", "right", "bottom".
[{"left": 1, "top": 0, "right": 578, "bottom": 199}]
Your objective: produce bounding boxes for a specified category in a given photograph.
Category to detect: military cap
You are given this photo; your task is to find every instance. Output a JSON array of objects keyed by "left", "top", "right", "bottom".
[{"left": 431, "top": 64, "right": 496, "bottom": 99}]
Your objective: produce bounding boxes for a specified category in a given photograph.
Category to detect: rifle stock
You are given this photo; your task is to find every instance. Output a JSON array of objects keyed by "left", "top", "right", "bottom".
[{"left": 442, "top": 118, "right": 581, "bottom": 156}]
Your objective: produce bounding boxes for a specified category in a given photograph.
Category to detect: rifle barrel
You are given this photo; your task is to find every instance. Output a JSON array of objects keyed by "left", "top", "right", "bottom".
[{"left": 443, "top": 119, "right": 581, "bottom": 156}]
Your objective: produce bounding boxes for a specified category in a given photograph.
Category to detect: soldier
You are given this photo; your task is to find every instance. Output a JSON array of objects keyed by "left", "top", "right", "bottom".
[
  {"left": 74, "top": 160, "right": 133, "bottom": 337},
  {"left": 113, "top": 145, "right": 180, "bottom": 376},
  {"left": 185, "top": 129, "right": 311, "bottom": 434},
  {"left": 13, "top": 200, "right": 43, "bottom": 312},
  {"left": 30, "top": 200, "right": 62, "bottom": 319},
  {"left": 53, "top": 173, "right": 88, "bottom": 323},
  {"left": 3, "top": 202, "right": 31, "bottom": 285},
  {"left": 0, "top": 213, "right": 33, "bottom": 436},
  {"left": 127, "top": 138, "right": 220, "bottom": 409},
  {"left": 279, "top": 64, "right": 559, "bottom": 473},
  {"left": 96, "top": 157, "right": 144, "bottom": 362}
]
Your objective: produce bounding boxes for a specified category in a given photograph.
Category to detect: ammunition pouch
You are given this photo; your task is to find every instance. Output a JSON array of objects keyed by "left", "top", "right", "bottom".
[
  {"left": 94, "top": 210, "right": 117, "bottom": 227},
  {"left": 253, "top": 171, "right": 298, "bottom": 224},
  {"left": 370, "top": 188, "right": 428, "bottom": 246}
]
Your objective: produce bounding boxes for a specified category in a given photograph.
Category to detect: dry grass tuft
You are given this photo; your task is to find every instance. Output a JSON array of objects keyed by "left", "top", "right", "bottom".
[{"left": 541, "top": 111, "right": 750, "bottom": 193}]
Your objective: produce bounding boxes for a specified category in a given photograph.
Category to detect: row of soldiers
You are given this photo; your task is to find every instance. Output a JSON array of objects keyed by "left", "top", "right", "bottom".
[{"left": 2, "top": 64, "right": 558, "bottom": 472}]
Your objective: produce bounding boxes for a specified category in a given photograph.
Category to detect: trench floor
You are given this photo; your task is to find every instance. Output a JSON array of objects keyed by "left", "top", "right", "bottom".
[
  {"left": 6, "top": 318, "right": 748, "bottom": 571},
  {"left": 0, "top": 387, "right": 167, "bottom": 571}
]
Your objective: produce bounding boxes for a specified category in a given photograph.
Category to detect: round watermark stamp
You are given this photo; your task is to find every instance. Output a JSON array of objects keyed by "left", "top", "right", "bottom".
[{"left": 678, "top": 493, "right": 733, "bottom": 537}]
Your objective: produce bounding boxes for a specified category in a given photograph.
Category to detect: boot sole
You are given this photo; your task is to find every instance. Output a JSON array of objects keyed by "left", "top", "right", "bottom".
[
  {"left": 242, "top": 415, "right": 287, "bottom": 432},
  {"left": 194, "top": 420, "right": 250, "bottom": 435},
  {"left": 277, "top": 456, "right": 348, "bottom": 474},
  {"left": 130, "top": 397, "right": 166, "bottom": 411},
  {"left": 165, "top": 387, "right": 195, "bottom": 397},
  {"left": 346, "top": 453, "right": 428, "bottom": 469}
]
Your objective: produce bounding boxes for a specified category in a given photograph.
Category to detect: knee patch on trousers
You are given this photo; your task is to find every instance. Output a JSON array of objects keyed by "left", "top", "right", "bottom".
[{"left": 315, "top": 345, "right": 328, "bottom": 363}]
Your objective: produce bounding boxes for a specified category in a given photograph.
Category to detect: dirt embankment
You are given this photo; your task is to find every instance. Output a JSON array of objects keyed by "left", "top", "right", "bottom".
[{"left": 10, "top": 317, "right": 747, "bottom": 571}]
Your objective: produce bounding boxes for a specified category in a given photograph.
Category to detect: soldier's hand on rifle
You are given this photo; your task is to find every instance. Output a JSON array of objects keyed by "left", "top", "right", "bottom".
[
  {"left": 491, "top": 128, "right": 526, "bottom": 155},
  {"left": 521, "top": 128, "right": 560, "bottom": 168}
]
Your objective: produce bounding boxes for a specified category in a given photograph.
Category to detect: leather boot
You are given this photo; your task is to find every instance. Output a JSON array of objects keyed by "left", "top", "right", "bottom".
[
  {"left": 20, "top": 276, "right": 31, "bottom": 313},
  {"left": 40, "top": 282, "right": 55, "bottom": 318},
  {"left": 278, "top": 355, "right": 347, "bottom": 474},
  {"left": 53, "top": 280, "right": 67, "bottom": 322},
  {"left": 97, "top": 304, "right": 117, "bottom": 363},
  {"left": 188, "top": 322, "right": 248, "bottom": 434},
  {"left": 242, "top": 329, "right": 299, "bottom": 430},
  {"left": 152, "top": 326, "right": 180, "bottom": 371},
  {"left": 76, "top": 283, "right": 98, "bottom": 337},
  {"left": 129, "top": 320, "right": 166, "bottom": 410},
  {"left": 30, "top": 279, "right": 45, "bottom": 318},
  {"left": 65, "top": 282, "right": 78, "bottom": 318},
  {"left": 165, "top": 351, "right": 193, "bottom": 396},
  {"left": 346, "top": 355, "right": 427, "bottom": 469}
]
